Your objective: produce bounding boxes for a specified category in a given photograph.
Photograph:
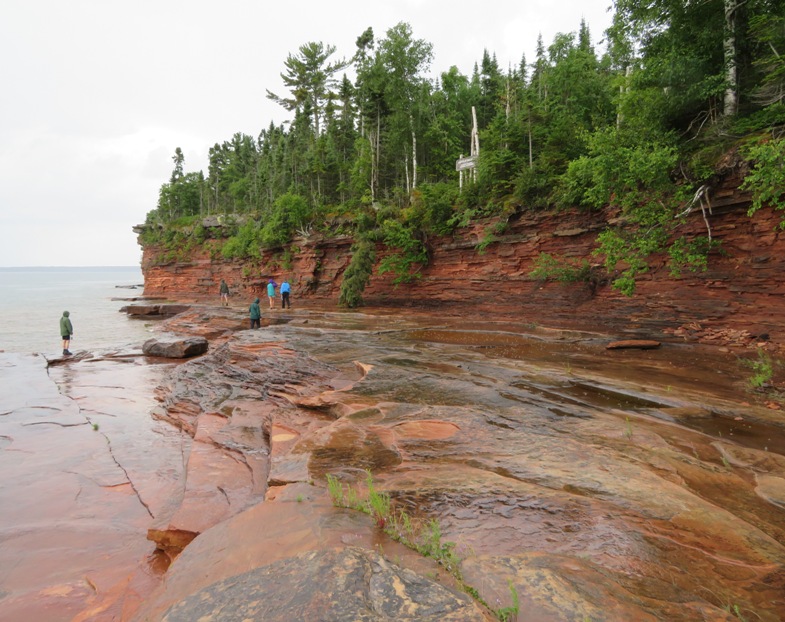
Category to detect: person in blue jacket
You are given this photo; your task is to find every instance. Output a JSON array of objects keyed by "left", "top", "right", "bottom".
[{"left": 280, "top": 279, "right": 291, "bottom": 309}]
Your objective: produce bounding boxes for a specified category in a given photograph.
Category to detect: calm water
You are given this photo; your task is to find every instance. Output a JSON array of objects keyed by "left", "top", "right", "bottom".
[{"left": 0, "top": 266, "right": 155, "bottom": 355}]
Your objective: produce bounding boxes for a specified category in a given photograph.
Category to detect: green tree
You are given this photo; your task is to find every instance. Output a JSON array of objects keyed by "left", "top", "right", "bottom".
[
  {"left": 377, "top": 22, "right": 434, "bottom": 194},
  {"left": 267, "top": 41, "right": 349, "bottom": 136}
]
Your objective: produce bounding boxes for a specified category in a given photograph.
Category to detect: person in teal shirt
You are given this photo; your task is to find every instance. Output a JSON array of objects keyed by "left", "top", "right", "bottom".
[
  {"left": 280, "top": 279, "right": 291, "bottom": 309},
  {"left": 249, "top": 298, "right": 261, "bottom": 329},
  {"left": 266, "top": 279, "right": 277, "bottom": 309}
]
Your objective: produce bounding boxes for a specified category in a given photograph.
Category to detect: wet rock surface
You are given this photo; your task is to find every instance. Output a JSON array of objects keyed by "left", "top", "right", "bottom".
[
  {"left": 0, "top": 350, "right": 178, "bottom": 622},
  {"left": 132, "top": 307, "right": 785, "bottom": 622},
  {"left": 4, "top": 305, "right": 785, "bottom": 621}
]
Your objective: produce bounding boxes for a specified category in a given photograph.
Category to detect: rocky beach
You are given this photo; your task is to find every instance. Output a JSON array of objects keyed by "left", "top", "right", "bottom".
[{"left": 3, "top": 299, "right": 784, "bottom": 621}]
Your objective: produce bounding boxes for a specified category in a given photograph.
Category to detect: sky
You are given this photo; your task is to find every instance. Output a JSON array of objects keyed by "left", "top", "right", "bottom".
[{"left": 0, "top": 0, "right": 614, "bottom": 267}]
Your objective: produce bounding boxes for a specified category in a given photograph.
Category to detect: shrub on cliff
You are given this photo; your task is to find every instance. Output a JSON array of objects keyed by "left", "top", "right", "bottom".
[
  {"left": 339, "top": 240, "right": 376, "bottom": 308},
  {"left": 377, "top": 220, "right": 428, "bottom": 285},
  {"left": 741, "top": 133, "right": 785, "bottom": 221},
  {"left": 260, "top": 193, "right": 310, "bottom": 247},
  {"left": 221, "top": 221, "right": 263, "bottom": 259}
]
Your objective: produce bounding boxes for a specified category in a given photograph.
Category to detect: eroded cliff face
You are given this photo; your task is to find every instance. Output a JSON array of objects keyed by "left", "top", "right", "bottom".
[{"left": 140, "top": 173, "right": 785, "bottom": 346}]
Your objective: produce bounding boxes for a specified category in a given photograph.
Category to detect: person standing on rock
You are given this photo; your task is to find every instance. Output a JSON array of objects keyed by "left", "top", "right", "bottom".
[
  {"left": 249, "top": 298, "right": 262, "bottom": 329},
  {"left": 266, "top": 279, "right": 277, "bottom": 310},
  {"left": 219, "top": 279, "right": 230, "bottom": 307},
  {"left": 60, "top": 310, "right": 74, "bottom": 355},
  {"left": 280, "top": 279, "right": 291, "bottom": 309}
]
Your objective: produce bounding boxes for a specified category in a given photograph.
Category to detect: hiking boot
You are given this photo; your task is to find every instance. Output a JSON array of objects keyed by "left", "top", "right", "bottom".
[{"left": 63, "top": 349, "right": 72, "bottom": 356}]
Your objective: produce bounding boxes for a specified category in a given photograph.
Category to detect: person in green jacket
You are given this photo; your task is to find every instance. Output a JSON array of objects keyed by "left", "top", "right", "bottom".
[
  {"left": 60, "top": 311, "right": 74, "bottom": 355},
  {"left": 249, "top": 298, "right": 261, "bottom": 329}
]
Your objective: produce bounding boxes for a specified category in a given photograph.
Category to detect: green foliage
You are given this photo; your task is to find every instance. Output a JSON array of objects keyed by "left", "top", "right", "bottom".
[
  {"left": 327, "top": 470, "right": 523, "bottom": 620},
  {"left": 740, "top": 135, "right": 785, "bottom": 221},
  {"left": 530, "top": 252, "right": 593, "bottom": 283},
  {"left": 141, "top": 15, "right": 784, "bottom": 303},
  {"left": 364, "top": 469, "right": 392, "bottom": 529},
  {"left": 475, "top": 231, "right": 497, "bottom": 255},
  {"left": 740, "top": 349, "right": 776, "bottom": 389},
  {"left": 221, "top": 221, "right": 263, "bottom": 259},
  {"left": 377, "top": 220, "right": 428, "bottom": 284},
  {"left": 326, "top": 471, "right": 462, "bottom": 577},
  {"left": 667, "top": 236, "right": 717, "bottom": 277},
  {"left": 557, "top": 127, "right": 679, "bottom": 211},
  {"left": 260, "top": 193, "right": 310, "bottom": 247},
  {"left": 496, "top": 581, "right": 520, "bottom": 622},
  {"left": 326, "top": 474, "right": 345, "bottom": 506},
  {"left": 408, "top": 182, "right": 459, "bottom": 234},
  {"left": 339, "top": 239, "right": 376, "bottom": 308},
  {"left": 594, "top": 226, "right": 662, "bottom": 296},
  {"left": 730, "top": 103, "right": 785, "bottom": 135}
]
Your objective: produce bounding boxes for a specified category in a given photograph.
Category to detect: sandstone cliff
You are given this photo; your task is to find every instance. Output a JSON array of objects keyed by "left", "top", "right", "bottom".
[{"left": 140, "top": 172, "right": 785, "bottom": 348}]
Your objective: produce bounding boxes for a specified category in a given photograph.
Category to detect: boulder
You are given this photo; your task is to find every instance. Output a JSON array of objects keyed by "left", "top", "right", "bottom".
[
  {"left": 160, "top": 547, "right": 485, "bottom": 622},
  {"left": 143, "top": 337, "right": 208, "bottom": 358}
]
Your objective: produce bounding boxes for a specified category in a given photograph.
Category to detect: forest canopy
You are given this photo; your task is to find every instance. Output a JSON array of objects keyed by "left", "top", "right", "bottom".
[{"left": 143, "top": 1, "right": 785, "bottom": 298}]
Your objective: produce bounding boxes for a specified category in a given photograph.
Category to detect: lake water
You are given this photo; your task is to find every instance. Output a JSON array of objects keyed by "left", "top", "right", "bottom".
[{"left": 0, "top": 266, "right": 156, "bottom": 355}]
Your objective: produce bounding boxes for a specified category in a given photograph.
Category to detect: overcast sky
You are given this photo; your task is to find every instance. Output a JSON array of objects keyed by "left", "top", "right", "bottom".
[{"left": 0, "top": 0, "right": 613, "bottom": 267}]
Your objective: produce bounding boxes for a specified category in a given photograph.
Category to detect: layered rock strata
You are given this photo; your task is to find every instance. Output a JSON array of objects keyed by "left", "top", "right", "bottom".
[{"left": 139, "top": 175, "right": 785, "bottom": 346}]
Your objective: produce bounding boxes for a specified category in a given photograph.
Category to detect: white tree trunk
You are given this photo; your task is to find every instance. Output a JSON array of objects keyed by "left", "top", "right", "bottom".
[
  {"left": 404, "top": 153, "right": 410, "bottom": 194},
  {"left": 369, "top": 130, "right": 376, "bottom": 203},
  {"left": 411, "top": 123, "right": 417, "bottom": 190},
  {"left": 723, "top": 0, "right": 739, "bottom": 117}
]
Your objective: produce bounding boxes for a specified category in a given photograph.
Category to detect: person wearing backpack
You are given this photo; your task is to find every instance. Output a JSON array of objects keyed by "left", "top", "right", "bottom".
[{"left": 280, "top": 279, "right": 291, "bottom": 309}]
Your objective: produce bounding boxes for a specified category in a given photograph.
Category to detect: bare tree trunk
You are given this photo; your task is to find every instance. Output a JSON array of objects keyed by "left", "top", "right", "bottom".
[
  {"left": 404, "top": 152, "right": 410, "bottom": 195},
  {"left": 724, "top": 0, "right": 739, "bottom": 117},
  {"left": 411, "top": 122, "right": 417, "bottom": 190},
  {"left": 369, "top": 131, "right": 376, "bottom": 203},
  {"left": 375, "top": 111, "right": 381, "bottom": 201}
]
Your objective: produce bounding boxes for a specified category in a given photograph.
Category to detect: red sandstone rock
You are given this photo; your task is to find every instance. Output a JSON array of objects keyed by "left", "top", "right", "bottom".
[{"left": 138, "top": 177, "right": 785, "bottom": 348}]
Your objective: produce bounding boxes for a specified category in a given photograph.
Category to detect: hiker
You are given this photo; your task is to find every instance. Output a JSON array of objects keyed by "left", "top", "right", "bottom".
[
  {"left": 60, "top": 311, "right": 74, "bottom": 355},
  {"left": 267, "top": 279, "right": 277, "bottom": 309},
  {"left": 249, "top": 298, "right": 261, "bottom": 329},
  {"left": 281, "top": 279, "right": 291, "bottom": 309},
  {"left": 219, "top": 279, "right": 230, "bottom": 306}
]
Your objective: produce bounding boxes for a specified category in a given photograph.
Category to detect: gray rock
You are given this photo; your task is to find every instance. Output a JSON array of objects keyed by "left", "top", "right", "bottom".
[
  {"left": 143, "top": 337, "right": 208, "bottom": 358},
  {"left": 161, "top": 547, "right": 485, "bottom": 622},
  {"left": 125, "top": 304, "right": 191, "bottom": 317}
]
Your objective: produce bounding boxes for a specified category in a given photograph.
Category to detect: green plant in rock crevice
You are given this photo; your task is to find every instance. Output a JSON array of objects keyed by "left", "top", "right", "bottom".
[
  {"left": 624, "top": 416, "right": 633, "bottom": 441},
  {"left": 325, "top": 470, "right": 517, "bottom": 620},
  {"left": 495, "top": 580, "right": 520, "bottom": 622},
  {"left": 740, "top": 348, "right": 777, "bottom": 390}
]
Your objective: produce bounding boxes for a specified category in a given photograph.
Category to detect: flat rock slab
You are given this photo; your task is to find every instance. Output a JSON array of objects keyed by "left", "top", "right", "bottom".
[
  {"left": 125, "top": 304, "right": 191, "bottom": 316},
  {"left": 143, "top": 337, "right": 208, "bottom": 358},
  {"left": 606, "top": 339, "right": 661, "bottom": 350},
  {"left": 160, "top": 547, "right": 485, "bottom": 622}
]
